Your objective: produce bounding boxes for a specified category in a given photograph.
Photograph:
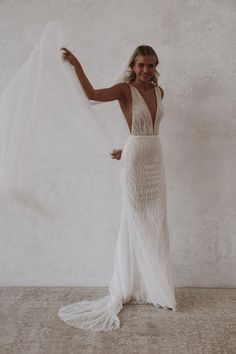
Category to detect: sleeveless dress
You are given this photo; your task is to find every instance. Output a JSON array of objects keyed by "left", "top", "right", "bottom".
[{"left": 58, "top": 83, "right": 177, "bottom": 331}]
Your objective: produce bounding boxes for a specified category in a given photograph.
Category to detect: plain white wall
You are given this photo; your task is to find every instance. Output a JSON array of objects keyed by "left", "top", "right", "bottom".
[{"left": 0, "top": 0, "right": 235, "bottom": 287}]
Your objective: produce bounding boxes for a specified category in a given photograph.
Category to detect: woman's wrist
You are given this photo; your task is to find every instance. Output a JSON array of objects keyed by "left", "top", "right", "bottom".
[{"left": 72, "top": 56, "right": 79, "bottom": 67}]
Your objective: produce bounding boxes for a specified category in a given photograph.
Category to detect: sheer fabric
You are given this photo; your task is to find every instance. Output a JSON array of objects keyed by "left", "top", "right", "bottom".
[
  {"left": 129, "top": 84, "right": 164, "bottom": 135},
  {"left": 0, "top": 20, "right": 131, "bottom": 245},
  {"left": 0, "top": 20, "right": 124, "bottom": 205}
]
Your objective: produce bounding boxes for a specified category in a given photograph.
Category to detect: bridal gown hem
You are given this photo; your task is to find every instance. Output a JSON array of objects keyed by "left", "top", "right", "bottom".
[{"left": 58, "top": 83, "right": 178, "bottom": 331}]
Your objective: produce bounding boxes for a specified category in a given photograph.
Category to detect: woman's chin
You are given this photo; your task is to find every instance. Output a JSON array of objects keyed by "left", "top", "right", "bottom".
[{"left": 138, "top": 76, "right": 150, "bottom": 83}]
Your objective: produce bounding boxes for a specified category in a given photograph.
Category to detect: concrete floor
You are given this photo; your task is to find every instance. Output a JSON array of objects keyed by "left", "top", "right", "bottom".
[{"left": 0, "top": 287, "right": 235, "bottom": 354}]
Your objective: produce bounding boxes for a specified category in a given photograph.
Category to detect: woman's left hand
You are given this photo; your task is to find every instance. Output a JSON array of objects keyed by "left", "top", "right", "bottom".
[{"left": 110, "top": 149, "right": 122, "bottom": 160}]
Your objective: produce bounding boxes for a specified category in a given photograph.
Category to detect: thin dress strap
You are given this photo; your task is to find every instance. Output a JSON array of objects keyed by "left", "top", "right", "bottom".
[{"left": 127, "top": 82, "right": 134, "bottom": 134}]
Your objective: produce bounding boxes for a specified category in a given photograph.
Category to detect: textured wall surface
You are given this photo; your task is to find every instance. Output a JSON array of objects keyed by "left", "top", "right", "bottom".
[{"left": 0, "top": 0, "right": 235, "bottom": 286}]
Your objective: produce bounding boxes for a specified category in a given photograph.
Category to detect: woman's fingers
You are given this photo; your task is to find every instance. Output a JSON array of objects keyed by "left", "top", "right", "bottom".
[
  {"left": 110, "top": 149, "right": 122, "bottom": 160},
  {"left": 61, "top": 47, "right": 68, "bottom": 55},
  {"left": 61, "top": 47, "right": 69, "bottom": 53},
  {"left": 110, "top": 152, "right": 120, "bottom": 157},
  {"left": 111, "top": 155, "right": 121, "bottom": 160},
  {"left": 61, "top": 48, "right": 72, "bottom": 59},
  {"left": 60, "top": 48, "right": 77, "bottom": 66},
  {"left": 111, "top": 149, "right": 122, "bottom": 153},
  {"left": 110, "top": 150, "right": 121, "bottom": 156}
]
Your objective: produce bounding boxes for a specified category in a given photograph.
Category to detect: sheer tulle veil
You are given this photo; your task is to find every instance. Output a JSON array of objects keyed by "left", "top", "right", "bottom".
[{"left": 0, "top": 21, "right": 120, "bottom": 214}]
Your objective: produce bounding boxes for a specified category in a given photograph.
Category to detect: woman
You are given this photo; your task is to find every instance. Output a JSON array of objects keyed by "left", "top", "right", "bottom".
[{"left": 58, "top": 45, "right": 178, "bottom": 331}]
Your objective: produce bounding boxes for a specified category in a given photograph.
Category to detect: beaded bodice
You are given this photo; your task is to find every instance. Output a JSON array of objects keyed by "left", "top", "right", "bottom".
[{"left": 128, "top": 83, "right": 164, "bottom": 136}]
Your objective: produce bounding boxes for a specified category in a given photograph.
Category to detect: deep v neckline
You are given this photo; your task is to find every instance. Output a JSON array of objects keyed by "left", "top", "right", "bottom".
[{"left": 131, "top": 84, "right": 158, "bottom": 133}]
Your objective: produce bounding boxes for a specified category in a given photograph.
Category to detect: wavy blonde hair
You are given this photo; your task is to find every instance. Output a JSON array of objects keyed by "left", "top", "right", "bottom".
[{"left": 125, "top": 45, "right": 160, "bottom": 87}]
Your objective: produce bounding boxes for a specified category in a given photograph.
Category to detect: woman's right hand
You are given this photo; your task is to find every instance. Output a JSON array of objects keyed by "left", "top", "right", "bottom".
[
  {"left": 61, "top": 47, "right": 78, "bottom": 66},
  {"left": 110, "top": 149, "right": 122, "bottom": 160}
]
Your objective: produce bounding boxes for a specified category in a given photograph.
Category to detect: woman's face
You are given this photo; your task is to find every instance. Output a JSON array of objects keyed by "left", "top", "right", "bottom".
[{"left": 132, "top": 55, "right": 156, "bottom": 83}]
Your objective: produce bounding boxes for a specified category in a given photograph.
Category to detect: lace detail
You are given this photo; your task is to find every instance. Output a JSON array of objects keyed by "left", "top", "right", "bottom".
[
  {"left": 58, "top": 90, "right": 177, "bottom": 332},
  {"left": 58, "top": 295, "right": 123, "bottom": 332},
  {"left": 129, "top": 84, "right": 164, "bottom": 136}
]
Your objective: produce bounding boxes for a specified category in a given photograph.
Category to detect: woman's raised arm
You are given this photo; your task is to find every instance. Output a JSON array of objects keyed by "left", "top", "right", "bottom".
[{"left": 61, "top": 47, "right": 126, "bottom": 102}]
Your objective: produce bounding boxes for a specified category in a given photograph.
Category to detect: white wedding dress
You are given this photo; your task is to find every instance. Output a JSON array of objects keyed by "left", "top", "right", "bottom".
[{"left": 58, "top": 83, "right": 177, "bottom": 331}]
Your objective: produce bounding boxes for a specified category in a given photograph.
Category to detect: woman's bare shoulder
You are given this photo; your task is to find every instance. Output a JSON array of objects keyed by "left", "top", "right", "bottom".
[
  {"left": 116, "top": 82, "right": 131, "bottom": 101},
  {"left": 116, "top": 82, "right": 130, "bottom": 92}
]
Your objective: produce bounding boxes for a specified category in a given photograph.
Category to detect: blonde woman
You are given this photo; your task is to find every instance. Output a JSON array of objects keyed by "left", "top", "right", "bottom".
[{"left": 58, "top": 45, "right": 177, "bottom": 331}]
